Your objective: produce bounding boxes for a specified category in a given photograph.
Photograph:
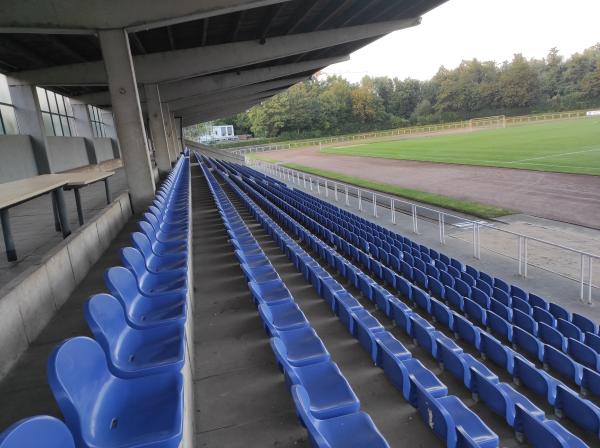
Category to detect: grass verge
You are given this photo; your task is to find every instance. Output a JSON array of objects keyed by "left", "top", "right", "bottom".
[{"left": 282, "top": 163, "right": 514, "bottom": 220}]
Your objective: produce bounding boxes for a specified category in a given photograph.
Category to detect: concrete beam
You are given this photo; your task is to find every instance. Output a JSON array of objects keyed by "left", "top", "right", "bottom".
[
  {"left": 10, "top": 18, "right": 421, "bottom": 86},
  {"left": 144, "top": 84, "right": 171, "bottom": 175},
  {"left": 177, "top": 89, "right": 283, "bottom": 118},
  {"left": 169, "top": 76, "right": 306, "bottom": 112},
  {"left": 0, "top": 0, "right": 291, "bottom": 33},
  {"left": 74, "top": 56, "right": 347, "bottom": 106}
]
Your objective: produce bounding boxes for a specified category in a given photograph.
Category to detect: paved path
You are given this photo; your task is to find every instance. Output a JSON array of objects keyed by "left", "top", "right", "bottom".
[{"left": 266, "top": 148, "right": 600, "bottom": 229}]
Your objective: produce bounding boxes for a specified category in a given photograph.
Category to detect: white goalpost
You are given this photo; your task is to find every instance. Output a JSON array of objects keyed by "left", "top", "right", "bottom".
[{"left": 469, "top": 115, "right": 506, "bottom": 130}]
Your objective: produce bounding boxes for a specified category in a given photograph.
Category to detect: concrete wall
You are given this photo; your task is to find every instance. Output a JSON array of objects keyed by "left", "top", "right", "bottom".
[
  {"left": 92, "top": 137, "right": 117, "bottom": 162},
  {"left": 0, "top": 193, "right": 132, "bottom": 379},
  {"left": 47, "top": 136, "right": 90, "bottom": 172},
  {"left": 0, "top": 135, "right": 39, "bottom": 183}
]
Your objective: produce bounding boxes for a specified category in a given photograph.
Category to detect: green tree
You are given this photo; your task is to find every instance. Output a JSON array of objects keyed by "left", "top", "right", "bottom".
[{"left": 499, "top": 54, "right": 540, "bottom": 108}]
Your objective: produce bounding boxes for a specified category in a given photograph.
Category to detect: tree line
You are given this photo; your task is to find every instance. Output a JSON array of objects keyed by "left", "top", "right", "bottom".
[{"left": 192, "top": 44, "right": 600, "bottom": 140}]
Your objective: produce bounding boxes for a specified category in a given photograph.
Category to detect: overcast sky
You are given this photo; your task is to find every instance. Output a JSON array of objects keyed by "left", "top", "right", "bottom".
[{"left": 322, "top": 0, "right": 600, "bottom": 82}]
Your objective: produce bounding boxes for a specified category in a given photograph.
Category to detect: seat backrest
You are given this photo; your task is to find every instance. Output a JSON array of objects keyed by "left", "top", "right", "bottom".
[
  {"left": 528, "top": 293, "right": 549, "bottom": 310},
  {"left": 471, "top": 369, "right": 506, "bottom": 419},
  {"left": 513, "top": 356, "right": 548, "bottom": 398},
  {"left": 0, "top": 416, "right": 75, "bottom": 448},
  {"left": 471, "top": 287, "right": 490, "bottom": 308},
  {"left": 84, "top": 294, "right": 127, "bottom": 353},
  {"left": 290, "top": 385, "right": 323, "bottom": 443},
  {"left": 47, "top": 337, "right": 111, "bottom": 446},
  {"left": 412, "top": 288, "right": 430, "bottom": 313},
  {"left": 513, "top": 326, "right": 543, "bottom": 360},
  {"left": 143, "top": 212, "right": 161, "bottom": 231},
  {"left": 557, "top": 318, "right": 582, "bottom": 341},
  {"left": 532, "top": 306, "right": 555, "bottom": 327},
  {"left": 568, "top": 338, "right": 599, "bottom": 370},
  {"left": 121, "top": 247, "right": 149, "bottom": 281},
  {"left": 138, "top": 220, "right": 158, "bottom": 241},
  {"left": 492, "top": 287, "right": 511, "bottom": 307},
  {"left": 555, "top": 385, "right": 600, "bottom": 434},
  {"left": 481, "top": 332, "right": 512, "bottom": 370},
  {"left": 415, "top": 385, "right": 453, "bottom": 447},
  {"left": 104, "top": 266, "right": 140, "bottom": 307},
  {"left": 538, "top": 322, "right": 566, "bottom": 351},
  {"left": 549, "top": 303, "right": 571, "bottom": 321},
  {"left": 513, "top": 309, "right": 537, "bottom": 335},
  {"left": 573, "top": 313, "right": 597, "bottom": 335},
  {"left": 487, "top": 311, "right": 513, "bottom": 342},
  {"left": 131, "top": 232, "right": 155, "bottom": 259}
]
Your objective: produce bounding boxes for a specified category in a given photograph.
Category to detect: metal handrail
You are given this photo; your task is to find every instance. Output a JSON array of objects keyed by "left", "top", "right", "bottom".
[{"left": 251, "top": 159, "right": 598, "bottom": 304}]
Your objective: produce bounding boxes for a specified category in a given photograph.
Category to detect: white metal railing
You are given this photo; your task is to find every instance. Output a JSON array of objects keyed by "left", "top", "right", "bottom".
[
  {"left": 226, "top": 110, "right": 592, "bottom": 156},
  {"left": 250, "top": 159, "right": 599, "bottom": 304}
]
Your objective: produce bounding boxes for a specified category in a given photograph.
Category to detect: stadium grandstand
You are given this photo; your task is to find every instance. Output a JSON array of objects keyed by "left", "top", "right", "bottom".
[{"left": 0, "top": 1, "right": 599, "bottom": 448}]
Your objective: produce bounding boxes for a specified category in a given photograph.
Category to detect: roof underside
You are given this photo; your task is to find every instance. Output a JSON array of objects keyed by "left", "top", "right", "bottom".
[{"left": 0, "top": 0, "right": 447, "bottom": 117}]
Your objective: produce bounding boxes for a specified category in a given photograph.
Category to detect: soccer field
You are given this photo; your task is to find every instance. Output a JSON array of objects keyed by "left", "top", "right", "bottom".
[{"left": 323, "top": 117, "right": 600, "bottom": 176}]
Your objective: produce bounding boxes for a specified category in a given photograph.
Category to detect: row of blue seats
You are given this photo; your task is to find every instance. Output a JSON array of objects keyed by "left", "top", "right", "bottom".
[
  {"left": 235, "top": 162, "right": 600, "bottom": 441},
  {"left": 0, "top": 157, "right": 191, "bottom": 448},
  {"left": 210, "top": 157, "right": 508, "bottom": 448},
  {"left": 198, "top": 155, "right": 390, "bottom": 448},
  {"left": 228, "top": 162, "right": 600, "bottom": 403},
  {"left": 240, "top": 164, "right": 600, "bottom": 374},
  {"left": 237, "top": 161, "right": 599, "bottom": 347},
  {"left": 212, "top": 158, "right": 596, "bottom": 446},
  {"left": 231, "top": 164, "right": 600, "bottom": 388}
]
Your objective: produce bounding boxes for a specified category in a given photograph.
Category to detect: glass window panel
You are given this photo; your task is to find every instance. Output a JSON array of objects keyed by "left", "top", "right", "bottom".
[
  {"left": 60, "top": 116, "right": 70, "bottom": 136},
  {"left": 57, "top": 95, "right": 66, "bottom": 115},
  {"left": 68, "top": 117, "right": 76, "bottom": 136},
  {"left": 48, "top": 91, "right": 59, "bottom": 113},
  {"left": 0, "top": 106, "right": 18, "bottom": 134},
  {"left": 51, "top": 114, "right": 62, "bottom": 136},
  {"left": 37, "top": 87, "right": 49, "bottom": 111},
  {"left": 42, "top": 112, "right": 54, "bottom": 136},
  {"left": 64, "top": 98, "right": 73, "bottom": 117},
  {"left": 0, "top": 74, "right": 11, "bottom": 104}
]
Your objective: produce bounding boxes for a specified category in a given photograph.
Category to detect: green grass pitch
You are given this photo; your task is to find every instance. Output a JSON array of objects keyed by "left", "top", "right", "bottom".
[{"left": 323, "top": 117, "right": 600, "bottom": 176}]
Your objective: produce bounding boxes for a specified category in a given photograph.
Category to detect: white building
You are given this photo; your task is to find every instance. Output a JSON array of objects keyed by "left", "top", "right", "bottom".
[{"left": 199, "top": 125, "right": 236, "bottom": 143}]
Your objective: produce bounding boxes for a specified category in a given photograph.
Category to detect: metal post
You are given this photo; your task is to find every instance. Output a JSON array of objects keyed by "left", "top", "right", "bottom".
[
  {"left": 373, "top": 193, "right": 377, "bottom": 217},
  {"left": 358, "top": 189, "right": 362, "bottom": 211},
  {"left": 317, "top": 180, "right": 321, "bottom": 194},
  {"left": 523, "top": 237, "right": 528, "bottom": 277},
  {"left": 303, "top": 173, "right": 307, "bottom": 189},
  {"left": 391, "top": 199, "right": 396, "bottom": 224},
  {"left": 588, "top": 258, "right": 594, "bottom": 305},
  {"left": 412, "top": 205, "right": 419, "bottom": 234},
  {"left": 334, "top": 184, "right": 338, "bottom": 201},
  {"left": 518, "top": 236, "right": 523, "bottom": 276},
  {"left": 438, "top": 213, "right": 444, "bottom": 244},
  {"left": 325, "top": 180, "right": 329, "bottom": 197},
  {"left": 581, "top": 254, "right": 586, "bottom": 302},
  {"left": 345, "top": 185, "right": 349, "bottom": 205},
  {"left": 310, "top": 177, "right": 313, "bottom": 191}
]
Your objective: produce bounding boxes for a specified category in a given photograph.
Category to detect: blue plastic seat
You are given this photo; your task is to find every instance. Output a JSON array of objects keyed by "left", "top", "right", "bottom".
[
  {"left": 512, "top": 297, "right": 532, "bottom": 315},
  {"left": 544, "top": 344, "right": 583, "bottom": 385},
  {"left": 131, "top": 232, "right": 187, "bottom": 273},
  {"left": 396, "top": 275, "right": 413, "bottom": 301},
  {"left": 85, "top": 294, "right": 185, "bottom": 378},
  {"left": 512, "top": 355, "right": 560, "bottom": 405},
  {"left": 480, "top": 332, "right": 515, "bottom": 373},
  {"left": 413, "top": 269, "right": 428, "bottom": 291},
  {"left": 489, "top": 298, "right": 512, "bottom": 321},
  {"left": 258, "top": 302, "right": 309, "bottom": 335},
  {"left": 139, "top": 221, "right": 187, "bottom": 248},
  {"left": 454, "top": 278, "right": 471, "bottom": 299},
  {"left": 528, "top": 293, "right": 549, "bottom": 311},
  {"left": 555, "top": 384, "right": 600, "bottom": 435},
  {"left": 549, "top": 303, "right": 571, "bottom": 322},
  {"left": 374, "top": 332, "right": 412, "bottom": 368},
  {"left": 475, "top": 279, "right": 493, "bottom": 297},
  {"left": 539, "top": 322, "right": 568, "bottom": 352},
  {"left": 286, "top": 362, "right": 360, "bottom": 419},
  {"left": 464, "top": 298, "right": 487, "bottom": 327},
  {"left": 513, "top": 326, "right": 544, "bottom": 361},
  {"left": 248, "top": 279, "right": 293, "bottom": 307},
  {"left": 412, "top": 288, "right": 431, "bottom": 313},
  {"left": 471, "top": 287, "right": 491, "bottom": 309},
  {"left": 415, "top": 385, "right": 499, "bottom": 448},
  {"left": 439, "top": 270, "right": 455, "bottom": 288},
  {"left": 48, "top": 337, "right": 183, "bottom": 448},
  {"left": 429, "top": 276, "right": 445, "bottom": 299},
  {"left": 471, "top": 370, "right": 544, "bottom": 427},
  {"left": 334, "top": 292, "right": 363, "bottom": 330},
  {"left": 557, "top": 318, "right": 583, "bottom": 341},
  {"left": 586, "top": 331, "right": 600, "bottom": 353},
  {"left": 431, "top": 298, "right": 454, "bottom": 330},
  {"left": 240, "top": 262, "right": 280, "bottom": 283},
  {"left": 513, "top": 309, "right": 537, "bottom": 335},
  {"left": 391, "top": 358, "right": 447, "bottom": 406},
  {"left": 373, "top": 286, "right": 393, "bottom": 317},
  {"left": 351, "top": 309, "right": 386, "bottom": 359},
  {"left": 492, "top": 287, "right": 511, "bottom": 307},
  {"left": 271, "top": 327, "right": 330, "bottom": 370},
  {"left": 568, "top": 338, "right": 600, "bottom": 371},
  {"left": 121, "top": 247, "right": 187, "bottom": 296},
  {"left": 105, "top": 267, "right": 186, "bottom": 329},
  {"left": 573, "top": 313, "right": 598, "bottom": 335},
  {"left": 532, "top": 306, "right": 556, "bottom": 327},
  {"left": 445, "top": 287, "right": 464, "bottom": 312},
  {"left": 511, "top": 285, "right": 527, "bottom": 301},
  {"left": 515, "top": 404, "right": 587, "bottom": 447},
  {"left": 453, "top": 314, "right": 481, "bottom": 350},
  {"left": 0, "top": 416, "right": 75, "bottom": 448},
  {"left": 320, "top": 277, "right": 345, "bottom": 308},
  {"left": 291, "top": 385, "right": 390, "bottom": 448},
  {"left": 486, "top": 311, "right": 513, "bottom": 342}
]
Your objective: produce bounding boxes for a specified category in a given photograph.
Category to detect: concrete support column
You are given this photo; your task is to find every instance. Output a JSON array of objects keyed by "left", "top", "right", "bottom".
[
  {"left": 71, "top": 101, "right": 98, "bottom": 164},
  {"left": 144, "top": 84, "right": 171, "bottom": 175},
  {"left": 172, "top": 113, "right": 182, "bottom": 155},
  {"left": 163, "top": 103, "right": 178, "bottom": 162},
  {"left": 98, "top": 29, "right": 155, "bottom": 211},
  {"left": 7, "top": 82, "right": 52, "bottom": 173}
]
